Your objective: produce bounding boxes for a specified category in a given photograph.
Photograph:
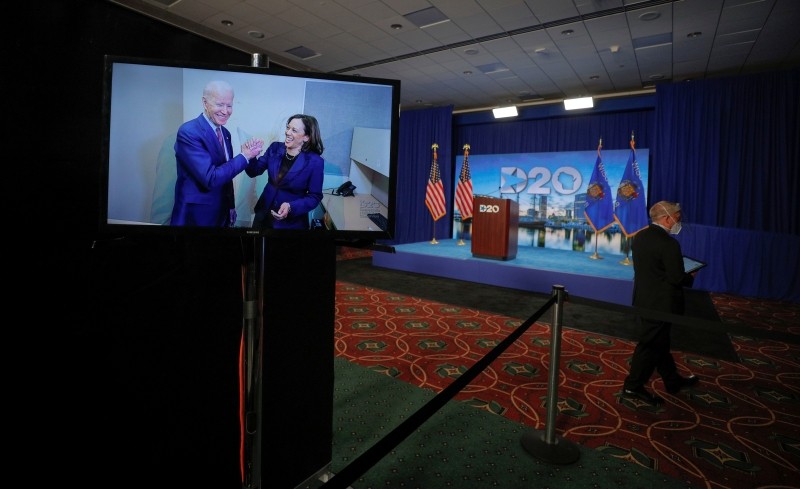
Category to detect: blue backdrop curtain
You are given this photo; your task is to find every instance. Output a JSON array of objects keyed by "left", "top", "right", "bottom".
[
  {"left": 651, "top": 69, "right": 799, "bottom": 234},
  {"left": 652, "top": 69, "right": 800, "bottom": 302},
  {"left": 388, "top": 105, "right": 453, "bottom": 245},
  {"left": 455, "top": 111, "right": 655, "bottom": 154}
]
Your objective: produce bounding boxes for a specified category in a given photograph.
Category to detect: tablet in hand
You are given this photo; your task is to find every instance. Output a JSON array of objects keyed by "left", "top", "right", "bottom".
[{"left": 683, "top": 255, "right": 707, "bottom": 273}]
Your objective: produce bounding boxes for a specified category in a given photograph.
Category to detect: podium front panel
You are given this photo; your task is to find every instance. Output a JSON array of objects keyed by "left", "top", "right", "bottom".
[{"left": 471, "top": 197, "right": 518, "bottom": 260}]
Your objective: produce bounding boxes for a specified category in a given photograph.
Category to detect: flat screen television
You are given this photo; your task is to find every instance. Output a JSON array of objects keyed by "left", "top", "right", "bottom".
[{"left": 99, "top": 54, "right": 399, "bottom": 241}]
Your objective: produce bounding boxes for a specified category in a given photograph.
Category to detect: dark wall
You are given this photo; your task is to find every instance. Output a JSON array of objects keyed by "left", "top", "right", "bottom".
[
  {"left": 18, "top": 0, "right": 251, "bottom": 239},
  {"left": 18, "top": 2, "right": 268, "bottom": 487}
]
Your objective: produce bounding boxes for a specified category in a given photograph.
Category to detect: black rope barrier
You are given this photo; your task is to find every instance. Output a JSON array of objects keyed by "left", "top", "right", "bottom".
[{"left": 320, "top": 292, "right": 558, "bottom": 489}]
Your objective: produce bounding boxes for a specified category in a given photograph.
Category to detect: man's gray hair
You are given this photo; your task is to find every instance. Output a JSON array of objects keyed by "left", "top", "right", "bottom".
[{"left": 649, "top": 200, "right": 681, "bottom": 220}]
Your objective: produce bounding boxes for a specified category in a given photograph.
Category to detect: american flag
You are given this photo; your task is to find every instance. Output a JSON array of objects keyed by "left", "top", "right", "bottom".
[
  {"left": 425, "top": 143, "right": 446, "bottom": 221},
  {"left": 455, "top": 144, "right": 473, "bottom": 220}
]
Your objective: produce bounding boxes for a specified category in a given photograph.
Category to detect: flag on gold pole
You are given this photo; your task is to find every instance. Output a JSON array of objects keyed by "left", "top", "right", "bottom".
[
  {"left": 425, "top": 143, "right": 446, "bottom": 244},
  {"left": 425, "top": 143, "right": 446, "bottom": 221},
  {"left": 584, "top": 138, "right": 615, "bottom": 260},
  {"left": 614, "top": 132, "right": 649, "bottom": 237},
  {"left": 614, "top": 131, "right": 649, "bottom": 265},
  {"left": 454, "top": 143, "right": 473, "bottom": 246},
  {"left": 584, "top": 138, "right": 615, "bottom": 233},
  {"left": 455, "top": 144, "right": 473, "bottom": 220}
]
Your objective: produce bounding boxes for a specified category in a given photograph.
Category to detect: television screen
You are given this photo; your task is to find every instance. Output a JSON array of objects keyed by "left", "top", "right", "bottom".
[{"left": 99, "top": 55, "right": 399, "bottom": 240}]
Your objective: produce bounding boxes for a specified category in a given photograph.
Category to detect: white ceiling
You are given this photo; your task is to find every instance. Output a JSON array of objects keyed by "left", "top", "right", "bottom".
[{"left": 110, "top": 0, "right": 800, "bottom": 113}]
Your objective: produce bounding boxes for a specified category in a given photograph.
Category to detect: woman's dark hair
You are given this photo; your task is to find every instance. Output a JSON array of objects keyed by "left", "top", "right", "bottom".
[{"left": 288, "top": 114, "right": 324, "bottom": 155}]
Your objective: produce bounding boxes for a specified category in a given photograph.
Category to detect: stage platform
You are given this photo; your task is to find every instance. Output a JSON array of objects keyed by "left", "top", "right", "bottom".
[{"left": 372, "top": 239, "right": 635, "bottom": 305}]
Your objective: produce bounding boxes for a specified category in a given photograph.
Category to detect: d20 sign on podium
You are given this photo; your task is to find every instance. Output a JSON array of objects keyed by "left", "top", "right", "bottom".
[{"left": 471, "top": 196, "right": 519, "bottom": 260}]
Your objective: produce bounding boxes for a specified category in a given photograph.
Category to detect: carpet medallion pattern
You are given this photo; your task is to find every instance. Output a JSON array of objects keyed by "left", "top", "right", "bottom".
[{"left": 334, "top": 281, "right": 800, "bottom": 489}]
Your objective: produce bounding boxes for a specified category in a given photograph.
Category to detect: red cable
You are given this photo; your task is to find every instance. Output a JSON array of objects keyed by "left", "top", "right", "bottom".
[
  {"left": 238, "top": 330, "right": 245, "bottom": 482},
  {"left": 238, "top": 263, "right": 246, "bottom": 483}
]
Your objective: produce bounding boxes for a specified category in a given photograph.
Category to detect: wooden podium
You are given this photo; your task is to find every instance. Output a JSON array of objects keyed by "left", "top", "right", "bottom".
[{"left": 471, "top": 196, "right": 519, "bottom": 260}]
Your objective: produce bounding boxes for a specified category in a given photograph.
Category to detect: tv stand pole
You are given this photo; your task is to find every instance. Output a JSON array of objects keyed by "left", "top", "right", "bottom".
[
  {"left": 241, "top": 238, "right": 262, "bottom": 488},
  {"left": 242, "top": 234, "right": 337, "bottom": 489}
]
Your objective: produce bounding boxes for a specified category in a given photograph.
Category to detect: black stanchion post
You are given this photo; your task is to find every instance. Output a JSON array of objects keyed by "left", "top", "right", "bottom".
[{"left": 520, "top": 284, "right": 581, "bottom": 464}]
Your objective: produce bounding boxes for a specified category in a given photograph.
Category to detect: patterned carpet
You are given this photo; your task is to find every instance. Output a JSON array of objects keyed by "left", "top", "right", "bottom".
[{"left": 332, "top": 248, "right": 800, "bottom": 489}]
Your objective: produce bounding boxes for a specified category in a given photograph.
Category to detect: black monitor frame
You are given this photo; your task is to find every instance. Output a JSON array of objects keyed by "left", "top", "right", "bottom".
[{"left": 99, "top": 54, "right": 400, "bottom": 241}]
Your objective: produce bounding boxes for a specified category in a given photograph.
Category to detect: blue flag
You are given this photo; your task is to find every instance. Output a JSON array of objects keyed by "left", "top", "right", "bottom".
[
  {"left": 614, "top": 138, "right": 649, "bottom": 237},
  {"left": 584, "top": 143, "right": 615, "bottom": 232}
]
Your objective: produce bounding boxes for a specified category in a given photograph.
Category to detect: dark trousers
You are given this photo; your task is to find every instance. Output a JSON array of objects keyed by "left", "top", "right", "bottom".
[{"left": 623, "top": 317, "right": 681, "bottom": 391}]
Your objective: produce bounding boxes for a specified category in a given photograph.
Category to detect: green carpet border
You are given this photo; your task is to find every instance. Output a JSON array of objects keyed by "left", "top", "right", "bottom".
[{"left": 323, "top": 357, "right": 693, "bottom": 488}]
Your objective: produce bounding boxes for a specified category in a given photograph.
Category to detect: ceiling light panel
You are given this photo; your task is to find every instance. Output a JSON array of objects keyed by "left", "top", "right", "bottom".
[
  {"left": 563, "top": 96, "right": 593, "bottom": 110},
  {"left": 285, "top": 46, "right": 320, "bottom": 60},
  {"left": 404, "top": 7, "right": 450, "bottom": 28}
]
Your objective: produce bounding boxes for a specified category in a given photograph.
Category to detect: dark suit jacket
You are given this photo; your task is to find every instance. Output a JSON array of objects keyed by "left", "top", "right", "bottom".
[
  {"left": 171, "top": 114, "right": 247, "bottom": 227},
  {"left": 245, "top": 141, "right": 324, "bottom": 230},
  {"left": 631, "top": 223, "right": 694, "bottom": 315}
]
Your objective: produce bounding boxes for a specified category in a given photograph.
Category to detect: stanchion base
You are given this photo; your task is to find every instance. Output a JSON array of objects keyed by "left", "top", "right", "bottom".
[
  {"left": 619, "top": 257, "right": 632, "bottom": 265},
  {"left": 589, "top": 253, "right": 603, "bottom": 260},
  {"left": 520, "top": 430, "right": 580, "bottom": 465},
  {"left": 456, "top": 239, "right": 466, "bottom": 246},
  {"left": 430, "top": 238, "right": 439, "bottom": 244}
]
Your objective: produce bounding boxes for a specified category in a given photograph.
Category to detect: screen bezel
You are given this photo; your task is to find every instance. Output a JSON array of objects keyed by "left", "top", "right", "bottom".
[{"left": 99, "top": 54, "right": 399, "bottom": 240}]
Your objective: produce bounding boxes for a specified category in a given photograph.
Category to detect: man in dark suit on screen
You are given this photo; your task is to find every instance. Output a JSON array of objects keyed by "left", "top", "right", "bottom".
[
  {"left": 171, "top": 80, "right": 262, "bottom": 227},
  {"left": 622, "top": 200, "right": 700, "bottom": 405}
]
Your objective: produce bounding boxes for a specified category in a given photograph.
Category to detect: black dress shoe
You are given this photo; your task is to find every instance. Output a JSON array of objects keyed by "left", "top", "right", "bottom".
[
  {"left": 622, "top": 387, "right": 664, "bottom": 405},
  {"left": 666, "top": 375, "right": 699, "bottom": 394}
]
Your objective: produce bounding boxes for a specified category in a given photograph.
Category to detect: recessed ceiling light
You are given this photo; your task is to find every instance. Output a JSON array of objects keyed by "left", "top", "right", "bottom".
[
  {"left": 649, "top": 73, "right": 664, "bottom": 80},
  {"left": 534, "top": 48, "right": 547, "bottom": 54},
  {"left": 492, "top": 106, "right": 518, "bottom": 118},
  {"left": 687, "top": 31, "right": 702, "bottom": 38},
  {"left": 285, "top": 46, "right": 321, "bottom": 60},
  {"left": 590, "top": 75, "right": 599, "bottom": 80},
  {"left": 639, "top": 12, "right": 660, "bottom": 21},
  {"left": 248, "top": 31, "right": 265, "bottom": 39},
  {"left": 477, "top": 62, "right": 508, "bottom": 74},
  {"left": 463, "top": 70, "right": 473, "bottom": 75},
  {"left": 391, "top": 24, "right": 402, "bottom": 30},
  {"left": 464, "top": 49, "right": 479, "bottom": 55},
  {"left": 564, "top": 97, "right": 594, "bottom": 110},
  {"left": 561, "top": 29, "right": 574, "bottom": 36},
  {"left": 404, "top": 7, "right": 450, "bottom": 29},
  {"left": 221, "top": 20, "right": 233, "bottom": 27}
]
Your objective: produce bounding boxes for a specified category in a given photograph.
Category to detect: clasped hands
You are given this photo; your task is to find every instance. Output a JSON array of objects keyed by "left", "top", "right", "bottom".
[{"left": 241, "top": 137, "right": 265, "bottom": 159}]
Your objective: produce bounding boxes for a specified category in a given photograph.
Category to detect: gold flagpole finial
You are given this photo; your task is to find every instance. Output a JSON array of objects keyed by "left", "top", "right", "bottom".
[
  {"left": 463, "top": 143, "right": 470, "bottom": 151},
  {"left": 431, "top": 143, "right": 439, "bottom": 150}
]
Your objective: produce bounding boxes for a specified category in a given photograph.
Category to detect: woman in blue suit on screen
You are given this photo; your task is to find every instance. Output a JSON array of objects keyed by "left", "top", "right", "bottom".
[{"left": 246, "top": 114, "right": 325, "bottom": 230}]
